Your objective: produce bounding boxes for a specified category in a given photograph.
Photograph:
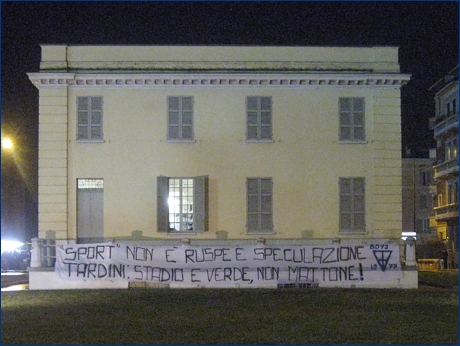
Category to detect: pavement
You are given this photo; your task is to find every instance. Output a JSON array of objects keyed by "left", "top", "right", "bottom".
[{"left": 1, "top": 270, "right": 29, "bottom": 290}]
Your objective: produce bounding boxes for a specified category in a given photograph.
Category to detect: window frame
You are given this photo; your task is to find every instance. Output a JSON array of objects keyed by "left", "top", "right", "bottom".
[
  {"left": 339, "top": 97, "right": 366, "bottom": 143},
  {"left": 445, "top": 137, "right": 458, "bottom": 161},
  {"left": 246, "top": 177, "right": 274, "bottom": 234},
  {"left": 167, "top": 96, "right": 195, "bottom": 142},
  {"left": 448, "top": 180, "right": 458, "bottom": 205},
  {"left": 246, "top": 96, "right": 273, "bottom": 142},
  {"left": 157, "top": 175, "right": 208, "bottom": 233},
  {"left": 76, "top": 96, "right": 103, "bottom": 141},
  {"left": 339, "top": 177, "right": 366, "bottom": 233}
]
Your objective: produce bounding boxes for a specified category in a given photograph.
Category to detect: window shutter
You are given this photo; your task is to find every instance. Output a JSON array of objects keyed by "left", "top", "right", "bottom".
[
  {"left": 247, "top": 178, "right": 273, "bottom": 233},
  {"left": 77, "top": 96, "right": 103, "bottom": 140},
  {"left": 339, "top": 98, "right": 352, "bottom": 141},
  {"left": 193, "top": 175, "right": 208, "bottom": 233},
  {"left": 168, "top": 96, "right": 194, "bottom": 140},
  {"left": 339, "top": 177, "right": 365, "bottom": 232},
  {"left": 168, "top": 96, "right": 180, "bottom": 140},
  {"left": 157, "top": 176, "right": 170, "bottom": 232},
  {"left": 77, "top": 97, "right": 89, "bottom": 139},
  {"left": 353, "top": 98, "right": 365, "bottom": 140},
  {"left": 339, "top": 98, "right": 365, "bottom": 141},
  {"left": 90, "top": 97, "right": 103, "bottom": 139},
  {"left": 181, "top": 96, "right": 194, "bottom": 140},
  {"left": 246, "top": 97, "right": 272, "bottom": 141}
]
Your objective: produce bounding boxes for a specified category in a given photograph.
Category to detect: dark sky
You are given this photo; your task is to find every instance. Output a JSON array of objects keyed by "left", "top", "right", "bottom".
[{"left": 1, "top": 1, "right": 459, "bottom": 241}]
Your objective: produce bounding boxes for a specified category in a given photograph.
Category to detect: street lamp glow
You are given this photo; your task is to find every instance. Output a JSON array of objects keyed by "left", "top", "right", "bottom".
[
  {"left": 1, "top": 240, "right": 24, "bottom": 253},
  {"left": 2, "top": 137, "right": 13, "bottom": 150}
]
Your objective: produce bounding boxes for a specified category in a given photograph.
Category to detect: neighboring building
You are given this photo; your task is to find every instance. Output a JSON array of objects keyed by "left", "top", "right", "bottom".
[
  {"left": 27, "top": 45, "right": 416, "bottom": 289},
  {"left": 401, "top": 155, "right": 437, "bottom": 243},
  {"left": 429, "top": 66, "right": 459, "bottom": 268}
]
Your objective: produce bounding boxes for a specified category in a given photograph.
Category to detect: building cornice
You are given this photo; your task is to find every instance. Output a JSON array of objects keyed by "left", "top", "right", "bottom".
[{"left": 27, "top": 72, "right": 410, "bottom": 89}]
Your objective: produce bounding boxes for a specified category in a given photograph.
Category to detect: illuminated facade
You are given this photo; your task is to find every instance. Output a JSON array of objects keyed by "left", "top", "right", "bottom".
[
  {"left": 28, "top": 45, "right": 416, "bottom": 289},
  {"left": 429, "top": 66, "right": 459, "bottom": 268}
]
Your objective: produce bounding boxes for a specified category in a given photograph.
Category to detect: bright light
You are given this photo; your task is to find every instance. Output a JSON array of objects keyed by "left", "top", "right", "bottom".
[
  {"left": 401, "top": 231, "right": 417, "bottom": 241},
  {"left": 1, "top": 137, "right": 13, "bottom": 150},
  {"left": 1, "top": 240, "right": 24, "bottom": 253}
]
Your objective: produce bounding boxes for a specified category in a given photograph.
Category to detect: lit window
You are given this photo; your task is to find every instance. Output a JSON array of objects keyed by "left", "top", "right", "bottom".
[
  {"left": 168, "top": 178, "right": 194, "bottom": 232},
  {"left": 448, "top": 181, "right": 458, "bottom": 205},
  {"left": 157, "top": 176, "right": 208, "bottom": 233},
  {"left": 77, "top": 178, "right": 103, "bottom": 189}
]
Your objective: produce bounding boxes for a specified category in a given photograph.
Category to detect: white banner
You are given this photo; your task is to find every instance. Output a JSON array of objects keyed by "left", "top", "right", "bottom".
[{"left": 55, "top": 243, "right": 402, "bottom": 286}]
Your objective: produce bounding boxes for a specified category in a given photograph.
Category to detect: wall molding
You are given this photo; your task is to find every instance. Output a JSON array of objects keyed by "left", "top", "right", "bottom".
[{"left": 28, "top": 72, "right": 410, "bottom": 89}]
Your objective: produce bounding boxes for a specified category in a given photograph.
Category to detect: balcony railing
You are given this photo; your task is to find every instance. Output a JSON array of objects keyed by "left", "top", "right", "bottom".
[
  {"left": 434, "top": 203, "right": 459, "bottom": 221},
  {"left": 433, "top": 113, "right": 459, "bottom": 137},
  {"left": 434, "top": 158, "right": 459, "bottom": 179}
]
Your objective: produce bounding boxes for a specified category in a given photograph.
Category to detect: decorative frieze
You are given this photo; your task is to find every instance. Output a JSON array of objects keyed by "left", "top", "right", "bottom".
[{"left": 28, "top": 72, "right": 410, "bottom": 89}]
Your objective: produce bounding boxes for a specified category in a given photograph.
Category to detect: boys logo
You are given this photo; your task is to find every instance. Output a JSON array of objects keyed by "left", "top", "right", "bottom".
[{"left": 372, "top": 250, "right": 393, "bottom": 272}]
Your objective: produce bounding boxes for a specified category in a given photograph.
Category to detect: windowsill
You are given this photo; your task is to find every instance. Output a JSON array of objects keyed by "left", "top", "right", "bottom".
[
  {"left": 166, "top": 139, "right": 196, "bottom": 143},
  {"left": 245, "top": 139, "right": 275, "bottom": 143},
  {"left": 338, "top": 140, "right": 368, "bottom": 144},
  {"left": 76, "top": 139, "right": 105, "bottom": 143},
  {"left": 338, "top": 231, "right": 368, "bottom": 235},
  {"left": 167, "top": 232, "right": 197, "bottom": 236},
  {"left": 247, "top": 231, "right": 276, "bottom": 235}
]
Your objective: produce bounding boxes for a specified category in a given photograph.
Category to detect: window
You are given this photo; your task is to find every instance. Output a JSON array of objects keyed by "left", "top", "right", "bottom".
[
  {"left": 77, "top": 97, "right": 103, "bottom": 140},
  {"left": 445, "top": 138, "right": 458, "bottom": 160},
  {"left": 419, "top": 170, "right": 432, "bottom": 186},
  {"left": 168, "top": 96, "right": 194, "bottom": 141},
  {"left": 444, "top": 94, "right": 458, "bottom": 117},
  {"left": 247, "top": 178, "right": 273, "bottom": 233},
  {"left": 448, "top": 181, "right": 458, "bottom": 205},
  {"left": 437, "top": 194, "right": 443, "bottom": 207},
  {"left": 157, "top": 176, "right": 208, "bottom": 232},
  {"left": 419, "top": 195, "right": 428, "bottom": 210},
  {"left": 246, "top": 97, "right": 272, "bottom": 141},
  {"left": 339, "top": 177, "right": 365, "bottom": 232},
  {"left": 416, "top": 219, "right": 430, "bottom": 233},
  {"left": 339, "top": 98, "right": 365, "bottom": 141}
]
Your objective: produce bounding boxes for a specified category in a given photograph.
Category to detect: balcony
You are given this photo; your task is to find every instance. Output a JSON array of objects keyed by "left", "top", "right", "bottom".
[
  {"left": 432, "top": 113, "right": 458, "bottom": 137},
  {"left": 434, "top": 158, "right": 459, "bottom": 179},
  {"left": 434, "top": 203, "right": 459, "bottom": 221}
]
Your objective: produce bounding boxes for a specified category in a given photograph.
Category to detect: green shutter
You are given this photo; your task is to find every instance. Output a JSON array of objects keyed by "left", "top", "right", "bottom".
[
  {"left": 193, "top": 175, "right": 208, "bottom": 233},
  {"left": 157, "top": 176, "right": 170, "bottom": 232}
]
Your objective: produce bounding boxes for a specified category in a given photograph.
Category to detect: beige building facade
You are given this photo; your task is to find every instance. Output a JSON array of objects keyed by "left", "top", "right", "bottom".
[{"left": 28, "top": 45, "right": 417, "bottom": 289}]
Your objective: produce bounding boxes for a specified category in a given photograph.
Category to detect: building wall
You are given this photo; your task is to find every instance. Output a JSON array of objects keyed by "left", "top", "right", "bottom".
[
  {"left": 29, "top": 45, "right": 409, "bottom": 243},
  {"left": 401, "top": 158, "right": 436, "bottom": 241},
  {"left": 37, "top": 87, "right": 68, "bottom": 240},
  {"left": 430, "top": 66, "right": 458, "bottom": 267}
]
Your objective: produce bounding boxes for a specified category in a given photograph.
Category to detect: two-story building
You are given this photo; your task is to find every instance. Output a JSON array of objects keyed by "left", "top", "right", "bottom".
[
  {"left": 429, "top": 66, "right": 459, "bottom": 268},
  {"left": 27, "top": 45, "right": 416, "bottom": 289}
]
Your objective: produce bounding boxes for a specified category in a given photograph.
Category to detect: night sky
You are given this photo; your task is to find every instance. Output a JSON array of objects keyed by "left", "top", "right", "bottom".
[{"left": 1, "top": 1, "right": 458, "bottom": 241}]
